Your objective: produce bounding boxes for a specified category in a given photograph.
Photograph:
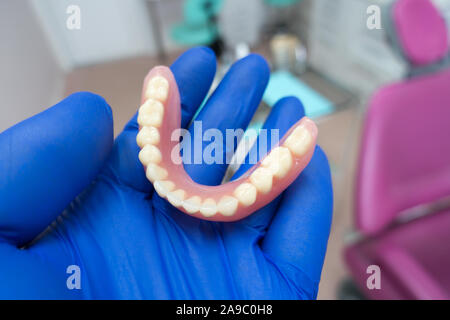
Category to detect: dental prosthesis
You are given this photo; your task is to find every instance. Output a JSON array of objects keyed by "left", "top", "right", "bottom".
[{"left": 136, "top": 66, "right": 318, "bottom": 222}]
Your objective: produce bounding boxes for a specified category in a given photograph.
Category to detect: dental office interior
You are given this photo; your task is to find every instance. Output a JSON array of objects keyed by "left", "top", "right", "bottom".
[{"left": 2, "top": 0, "right": 450, "bottom": 300}]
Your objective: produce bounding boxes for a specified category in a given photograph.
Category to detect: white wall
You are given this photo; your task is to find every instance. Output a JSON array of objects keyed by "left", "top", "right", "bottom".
[
  {"left": 307, "top": 0, "right": 407, "bottom": 96},
  {"left": 0, "top": 0, "right": 65, "bottom": 132},
  {"left": 29, "top": 0, "right": 164, "bottom": 70},
  {"left": 220, "top": 0, "right": 265, "bottom": 47},
  {"left": 29, "top": 0, "right": 188, "bottom": 71}
]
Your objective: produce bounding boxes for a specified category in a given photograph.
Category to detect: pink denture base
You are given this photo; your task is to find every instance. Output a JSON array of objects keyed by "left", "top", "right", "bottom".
[{"left": 139, "top": 66, "right": 318, "bottom": 222}]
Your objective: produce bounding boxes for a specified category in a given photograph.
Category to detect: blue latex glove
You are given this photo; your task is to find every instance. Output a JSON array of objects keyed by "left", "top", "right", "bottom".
[{"left": 0, "top": 47, "right": 333, "bottom": 299}]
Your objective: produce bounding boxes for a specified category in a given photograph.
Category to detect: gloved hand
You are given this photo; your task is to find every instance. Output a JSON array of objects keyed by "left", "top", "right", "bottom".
[{"left": 0, "top": 47, "right": 332, "bottom": 299}]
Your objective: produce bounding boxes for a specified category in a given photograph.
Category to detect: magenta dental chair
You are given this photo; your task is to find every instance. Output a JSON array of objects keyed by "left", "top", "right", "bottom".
[{"left": 344, "top": 0, "right": 450, "bottom": 300}]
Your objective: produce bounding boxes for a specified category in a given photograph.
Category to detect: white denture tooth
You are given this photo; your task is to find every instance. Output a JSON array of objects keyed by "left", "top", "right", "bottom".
[
  {"left": 145, "top": 76, "right": 169, "bottom": 102},
  {"left": 218, "top": 196, "right": 238, "bottom": 217},
  {"left": 139, "top": 145, "right": 162, "bottom": 165},
  {"left": 138, "top": 99, "right": 164, "bottom": 127},
  {"left": 234, "top": 183, "right": 257, "bottom": 207},
  {"left": 167, "top": 189, "right": 186, "bottom": 208},
  {"left": 154, "top": 180, "right": 175, "bottom": 198},
  {"left": 262, "top": 147, "right": 293, "bottom": 179},
  {"left": 182, "top": 196, "right": 202, "bottom": 214},
  {"left": 284, "top": 125, "right": 312, "bottom": 157},
  {"left": 140, "top": 98, "right": 164, "bottom": 114},
  {"left": 136, "top": 126, "right": 160, "bottom": 147},
  {"left": 138, "top": 112, "right": 163, "bottom": 128},
  {"left": 200, "top": 198, "right": 217, "bottom": 217},
  {"left": 146, "top": 163, "right": 168, "bottom": 182},
  {"left": 250, "top": 167, "right": 273, "bottom": 194}
]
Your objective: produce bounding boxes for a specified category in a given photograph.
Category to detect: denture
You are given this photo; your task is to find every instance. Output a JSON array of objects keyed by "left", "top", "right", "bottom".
[{"left": 137, "top": 66, "right": 318, "bottom": 222}]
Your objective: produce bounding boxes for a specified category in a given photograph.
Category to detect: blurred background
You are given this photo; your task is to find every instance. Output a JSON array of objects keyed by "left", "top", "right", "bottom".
[{"left": 1, "top": 0, "right": 450, "bottom": 299}]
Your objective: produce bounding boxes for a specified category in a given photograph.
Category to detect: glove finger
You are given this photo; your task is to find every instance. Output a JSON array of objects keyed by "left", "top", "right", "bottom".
[
  {"left": 0, "top": 242, "right": 81, "bottom": 299},
  {"left": 0, "top": 92, "right": 113, "bottom": 246},
  {"left": 216, "top": 98, "right": 308, "bottom": 299},
  {"left": 183, "top": 54, "right": 270, "bottom": 186},
  {"left": 262, "top": 146, "right": 333, "bottom": 297},
  {"left": 104, "top": 47, "right": 217, "bottom": 192},
  {"left": 231, "top": 97, "right": 306, "bottom": 231}
]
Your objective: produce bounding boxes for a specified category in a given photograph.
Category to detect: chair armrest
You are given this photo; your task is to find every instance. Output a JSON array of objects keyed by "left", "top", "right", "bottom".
[{"left": 378, "top": 245, "right": 448, "bottom": 300}]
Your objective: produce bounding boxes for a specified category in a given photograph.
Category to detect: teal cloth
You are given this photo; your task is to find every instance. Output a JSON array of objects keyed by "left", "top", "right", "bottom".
[
  {"left": 171, "top": 23, "right": 218, "bottom": 46},
  {"left": 184, "top": 0, "right": 223, "bottom": 25},
  {"left": 171, "top": 0, "right": 223, "bottom": 46},
  {"left": 263, "top": 71, "right": 334, "bottom": 119},
  {"left": 265, "top": 0, "right": 301, "bottom": 7}
]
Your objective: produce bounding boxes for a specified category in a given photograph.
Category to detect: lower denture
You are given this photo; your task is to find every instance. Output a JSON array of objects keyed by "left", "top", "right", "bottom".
[{"left": 136, "top": 66, "right": 318, "bottom": 222}]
